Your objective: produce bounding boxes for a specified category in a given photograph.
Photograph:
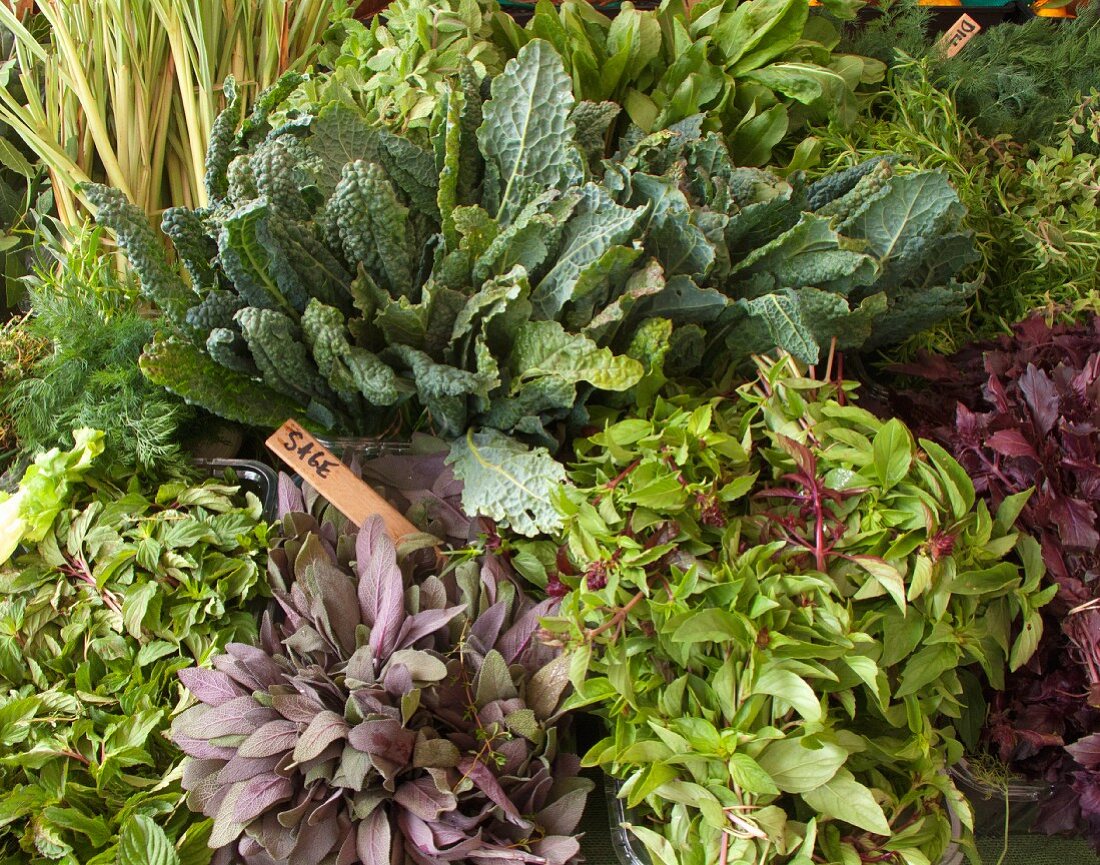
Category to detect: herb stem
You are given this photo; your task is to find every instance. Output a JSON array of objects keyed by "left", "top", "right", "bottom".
[
  {"left": 586, "top": 589, "right": 647, "bottom": 641},
  {"left": 57, "top": 748, "right": 90, "bottom": 766},
  {"left": 62, "top": 556, "right": 124, "bottom": 615},
  {"left": 597, "top": 458, "right": 642, "bottom": 503}
]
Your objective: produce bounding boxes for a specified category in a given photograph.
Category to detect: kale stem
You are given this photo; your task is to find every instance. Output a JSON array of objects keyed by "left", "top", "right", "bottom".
[{"left": 824, "top": 338, "right": 838, "bottom": 385}]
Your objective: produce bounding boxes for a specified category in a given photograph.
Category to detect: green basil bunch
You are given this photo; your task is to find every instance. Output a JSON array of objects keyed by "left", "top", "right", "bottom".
[{"left": 540, "top": 355, "right": 1051, "bottom": 865}]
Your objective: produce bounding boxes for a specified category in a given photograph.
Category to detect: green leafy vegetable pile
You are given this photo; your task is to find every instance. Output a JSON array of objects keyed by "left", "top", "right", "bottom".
[
  {"left": 281, "top": 0, "right": 508, "bottom": 135},
  {"left": 813, "top": 58, "right": 1100, "bottom": 354},
  {"left": 90, "top": 38, "right": 975, "bottom": 535},
  {"left": 297, "top": 0, "right": 885, "bottom": 168},
  {"left": 489, "top": 0, "right": 884, "bottom": 167},
  {"left": 537, "top": 355, "right": 1051, "bottom": 865},
  {"left": 0, "top": 435, "right": 270, "bottom": 865}
]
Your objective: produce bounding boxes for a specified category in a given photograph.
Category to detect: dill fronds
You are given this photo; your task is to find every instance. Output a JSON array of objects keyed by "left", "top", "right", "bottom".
[{"left": 1, "top": 225, "right": 193, "bottom": 472}]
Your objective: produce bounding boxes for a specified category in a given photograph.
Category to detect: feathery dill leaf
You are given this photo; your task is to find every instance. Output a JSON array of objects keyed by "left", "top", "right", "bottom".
[
  {"left": 836, "top": 0, "right": 934, "bottom": 67},
  {"left": 838, "top": 1, "right": 1100, "bottom": 153},
  {"left": 936, "top": 3, "right": 1100, "bottom": 152},
  {"left": 1, "top": 226, "right": 192, "bottom": 471}
]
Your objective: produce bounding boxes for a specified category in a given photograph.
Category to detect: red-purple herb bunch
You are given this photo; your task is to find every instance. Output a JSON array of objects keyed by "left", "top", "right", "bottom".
[
  {"left": 170, "top": 483, "right": 590, "bottom": 865},
  {"left": 882, "top": 313, "right": 1100, "bottom": 843}
]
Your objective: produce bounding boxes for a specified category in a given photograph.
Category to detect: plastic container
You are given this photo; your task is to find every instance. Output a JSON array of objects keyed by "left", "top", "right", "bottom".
[
  {"left": 315, "top": 436, "right": 412, "bottom": 466},
  {"left": 194, "top": 458, "right": 279, "bottom": 523},
  {"left": 606, "top": 777, "right": 965, "bottom": 865},
  {"left": 950, "top": 761, "right": 1055, "bottom": 837}
]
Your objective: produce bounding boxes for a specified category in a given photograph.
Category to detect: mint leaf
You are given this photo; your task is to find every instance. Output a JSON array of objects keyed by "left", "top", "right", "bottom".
[{"left": 118, "top": 814, "right": 181, "bottom": 865}]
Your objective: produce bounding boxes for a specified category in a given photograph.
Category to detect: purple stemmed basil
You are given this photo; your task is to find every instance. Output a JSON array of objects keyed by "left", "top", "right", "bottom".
[{"left": 882, "top": 313, "right": 1100, "bottom": 846}]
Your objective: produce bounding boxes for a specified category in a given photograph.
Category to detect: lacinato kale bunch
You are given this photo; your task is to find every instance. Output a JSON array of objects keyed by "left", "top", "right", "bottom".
[
  {"left": 882, "top": 313, "right": 1100, "bottom": 846},
  {"left": 171, "top": 501, "right": 591, "bottom": 865},
  {"left": 88, "top": 41, "right": 977, "bottom": 535}
]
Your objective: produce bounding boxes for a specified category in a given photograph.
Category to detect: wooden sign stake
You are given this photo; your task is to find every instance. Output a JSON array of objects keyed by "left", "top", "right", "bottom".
[
  {"left": 266, "top": 420, "right": 421, "bottom": 542},
  {"left": 938, "top": 14, "right": 981, "bottom": 59}
]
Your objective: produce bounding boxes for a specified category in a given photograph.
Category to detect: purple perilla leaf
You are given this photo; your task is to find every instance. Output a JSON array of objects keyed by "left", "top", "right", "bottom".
[
  {"left": 1068, "top": 733, "right": 1100, "bottom": 769},
  {"left": 1019, "top": 364, "right": 1060, "bottom": 435}
]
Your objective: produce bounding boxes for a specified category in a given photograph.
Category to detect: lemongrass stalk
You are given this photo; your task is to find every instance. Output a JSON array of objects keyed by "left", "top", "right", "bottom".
[
  {"left": 148, "top": 53, "right": 177, "bottom": 219},
  {"left": 0, "top": 0, "right": 340, "bottom": 229},
  {"left": 151, "top": 1, "right": 206, "bottom": 208},
  {"left": 32, "top": 2, "right": 132, "bottom": 200},
  {"left": 0, "top": 3, "right": 46, "bottom": 63}
]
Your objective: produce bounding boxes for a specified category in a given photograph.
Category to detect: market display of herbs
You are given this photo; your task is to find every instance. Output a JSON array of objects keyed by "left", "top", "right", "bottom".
[
  {"left": 0, "top": 432, "right": 270, "bottom": 865},
  {"left": 539, "top": 355, "right": 1049, "bottom": 865},
  {"left": 91, "top": 39, "right": 975, "bottom": 535},
  {"left": 171, "top": 496, "right": 591, "bottom": 865},
  {"left": 303, "top": 0, "right": 885, "bottom": 166},
  {"left": 881, "top": 314, "right": 1100, "bottom": 847},
  {"left": 813, "top": 58, "right": 1100, "bottom": 354}
]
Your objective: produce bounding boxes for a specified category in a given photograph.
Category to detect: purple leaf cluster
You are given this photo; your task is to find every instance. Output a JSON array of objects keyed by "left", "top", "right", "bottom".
[
  {"left": 882, "top": 314, "right": 1100, "bottom": 844},
  {"left": 170, "top": 505, "right": 590, "bottom": 865}
]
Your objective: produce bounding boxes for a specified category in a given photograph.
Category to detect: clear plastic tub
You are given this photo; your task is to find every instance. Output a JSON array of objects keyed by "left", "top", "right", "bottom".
[
  {"left": 606, "top": 777, "right": 964, "bottom": 865},
  {"left": 314, "top": 436, "right": 412, "bottom": 466},
  {"left": 949, "top": 761, "right": 1055, "bottom": 837}
]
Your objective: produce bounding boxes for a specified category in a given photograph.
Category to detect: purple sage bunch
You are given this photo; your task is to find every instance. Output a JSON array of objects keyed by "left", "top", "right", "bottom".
[{"left": 170, "top": 497, "right": 591, "bottom": 865}]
